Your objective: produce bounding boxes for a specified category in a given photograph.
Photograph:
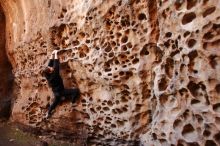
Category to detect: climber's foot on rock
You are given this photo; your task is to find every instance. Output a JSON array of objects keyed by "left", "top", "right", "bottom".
[
  {"left": 45, "top": 112, "right": 52, "bottom": 119},
  {"left": 71, "top": 96, "right": 78, "bottom": 107},
  {"left": 71, "top": 102, "right": 77, "bottom": 107},
  {"left": 75, "top": 119, "right": 83, "bottom": 124}
]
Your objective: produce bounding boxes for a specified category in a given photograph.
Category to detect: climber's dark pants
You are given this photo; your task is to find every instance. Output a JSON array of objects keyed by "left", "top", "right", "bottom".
[{"left": 48, "top": 88, "right": 80, "bottom": 114}]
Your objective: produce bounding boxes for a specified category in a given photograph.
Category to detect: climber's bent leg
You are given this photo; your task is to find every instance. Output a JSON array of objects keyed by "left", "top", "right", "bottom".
[
  {"left": 62, "top": 88, "right": 80, "bottom": 103},
  {"left": 47, "top": 93, "right": 61, "bottom": 116}
]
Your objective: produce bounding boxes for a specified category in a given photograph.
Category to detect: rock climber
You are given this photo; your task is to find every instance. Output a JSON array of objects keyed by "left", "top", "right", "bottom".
[{"left": 42, "top": 49, "right": 80, "bottom": 118}]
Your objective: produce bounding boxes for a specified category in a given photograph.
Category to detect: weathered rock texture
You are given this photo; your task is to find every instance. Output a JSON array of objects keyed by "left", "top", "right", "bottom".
[{"left": 0, "top": 0, "right": 220, "bottom": 145}]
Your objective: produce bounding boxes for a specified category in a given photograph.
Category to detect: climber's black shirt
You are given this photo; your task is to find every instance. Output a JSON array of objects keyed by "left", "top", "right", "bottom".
[{"left": 45, "top": 59, "right": 64, "bottom": 93}]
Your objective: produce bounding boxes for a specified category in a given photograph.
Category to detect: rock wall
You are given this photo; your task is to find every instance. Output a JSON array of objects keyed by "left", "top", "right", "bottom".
[{"left": 0, "top": 0, "right": 220, "bottom": 145}]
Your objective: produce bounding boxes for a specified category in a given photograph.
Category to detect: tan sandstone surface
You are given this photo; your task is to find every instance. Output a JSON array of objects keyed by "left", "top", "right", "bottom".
[{"left": 0, "top": 0, "right": 220, "bottom": 145}]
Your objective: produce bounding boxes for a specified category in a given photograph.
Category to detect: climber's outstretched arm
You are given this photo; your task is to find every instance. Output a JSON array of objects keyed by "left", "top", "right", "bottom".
[
  {"left": 52, "top": 50, "right": 60, "bottom": 74},
  {"left": 54, "top": 50, "right": 58, "bottom": 59},
  {"left": 48, "top": 53, "right": 54, "bottom": 67}
]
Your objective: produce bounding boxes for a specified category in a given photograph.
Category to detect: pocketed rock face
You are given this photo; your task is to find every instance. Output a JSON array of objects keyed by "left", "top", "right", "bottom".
[
  {"left": 140, "top": 0, "right": 220, "bottom": 145},
  {"left": 0, "top": 0, "right": 220, "bottom": 145}
]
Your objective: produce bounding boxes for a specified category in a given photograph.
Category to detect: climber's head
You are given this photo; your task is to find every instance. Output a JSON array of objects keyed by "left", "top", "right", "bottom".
[{"left": 42, "top": 66, "right": 54, "bottom": 76}]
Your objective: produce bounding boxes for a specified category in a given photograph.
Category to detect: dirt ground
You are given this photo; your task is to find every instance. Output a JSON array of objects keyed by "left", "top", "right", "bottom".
[{"left": 0, "top": 121, "right": 79, "bottom": 146}]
